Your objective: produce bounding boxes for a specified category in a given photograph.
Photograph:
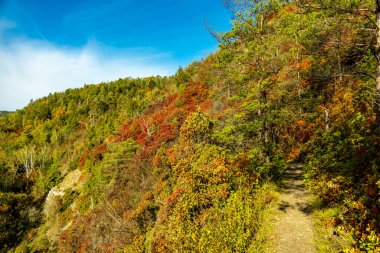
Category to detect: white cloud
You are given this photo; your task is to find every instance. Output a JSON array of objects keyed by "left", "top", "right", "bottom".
[{"left": 0, "top": 36, "right": 178, "bottom": 111}]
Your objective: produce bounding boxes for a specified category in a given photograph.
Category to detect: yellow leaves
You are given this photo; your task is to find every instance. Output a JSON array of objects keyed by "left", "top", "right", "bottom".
[
  {"left": 330, "top": 91, "right": 354, "bottom": 118},
  {"left": 337, "top": 225, "right": 347, "bottom": 234},
  {"left": 155, "top": 240, "right": 169, "bottom": 253},
  {"left": 0, "top": 203, "right": 10, "bottom": 212},
  {"left": 179, "top": 112, "right": 213, "bottom": 144},
  {"left": 353, "top": 228, "right": 380, "bottom": 253},
  {"left": 52, "top": 106, "right": 66, "bottom": 121},
  {"left": 343, "top": 248, "right": 356, "bottom": 253},
  {"left": 351, "top": 201, "right": 365, "bottom": 211},
  {"left": 320, "top": 82, "right": 361, "bottom": 127},
  {"left": 190, "top": 233, "right": 197, "bottom": 242},
  {"left": 203, "top": 157, "right": 230, "bottom": 183},
  {"left": 0, "top": 149, "right": 6, "bottom": 160}
]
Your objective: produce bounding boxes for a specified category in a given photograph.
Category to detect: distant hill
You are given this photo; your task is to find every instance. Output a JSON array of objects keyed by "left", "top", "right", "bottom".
[{"left": 0, "top": 111, "right": 13, "bottom": 116}]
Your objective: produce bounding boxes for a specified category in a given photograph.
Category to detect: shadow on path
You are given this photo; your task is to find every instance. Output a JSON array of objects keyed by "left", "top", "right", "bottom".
[
  {"left": 277, "top": 166, "right": 312, "bottom": 215},
  {"left": 272, "top": 163, "right": 316, "bottom": 253}
]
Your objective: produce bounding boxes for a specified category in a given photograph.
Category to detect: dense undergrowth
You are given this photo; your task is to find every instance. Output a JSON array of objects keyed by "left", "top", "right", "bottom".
[{"left": 0, "top": 0, "right": 379, "bottom": 252}]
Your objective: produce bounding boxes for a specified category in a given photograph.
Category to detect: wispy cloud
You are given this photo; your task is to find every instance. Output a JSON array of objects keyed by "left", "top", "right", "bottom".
[{"left": 0, "top": 23, "right": 178, "bottom": 111}]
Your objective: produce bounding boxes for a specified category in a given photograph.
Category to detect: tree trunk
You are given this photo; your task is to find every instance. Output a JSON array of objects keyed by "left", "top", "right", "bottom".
[{"left": 376, "top": 0, "right": 380, "bottom": 127}]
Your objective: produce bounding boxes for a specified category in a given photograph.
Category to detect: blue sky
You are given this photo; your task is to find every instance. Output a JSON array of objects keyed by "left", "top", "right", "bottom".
[{"left": 0, "top": 0, "right": 231, "bottom": 110}]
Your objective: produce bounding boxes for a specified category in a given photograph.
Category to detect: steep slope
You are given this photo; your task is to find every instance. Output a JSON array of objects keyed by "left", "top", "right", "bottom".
[{"left": 0, "top": 0, "right": 379, "bottom": 252}]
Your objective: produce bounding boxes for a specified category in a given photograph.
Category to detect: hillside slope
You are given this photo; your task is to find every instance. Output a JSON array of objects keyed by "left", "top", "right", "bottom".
[
  {"left": 0, "top": 0, "right": 379, "bottom": 252},
  {"left": 0, "top": 111, "right": 13, "bottom": 117}
]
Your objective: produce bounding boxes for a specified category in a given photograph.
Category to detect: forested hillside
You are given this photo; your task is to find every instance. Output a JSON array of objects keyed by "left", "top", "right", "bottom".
[
  {"left": 1, "top": 0, "right": 379, "bottom": 252},
  {"left": 0, "top": 111, "right": 13, "bottom": 117}
]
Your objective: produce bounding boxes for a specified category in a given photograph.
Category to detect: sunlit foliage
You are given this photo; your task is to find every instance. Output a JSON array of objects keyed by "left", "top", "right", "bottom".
[{"left": 0, "top": 0, "right": 379, "bottom": 251}]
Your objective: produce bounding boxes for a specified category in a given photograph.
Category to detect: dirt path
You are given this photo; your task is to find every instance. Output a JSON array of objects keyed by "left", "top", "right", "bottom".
[{"left": 272, "top": 164, "right": 316, "bottom": 253}]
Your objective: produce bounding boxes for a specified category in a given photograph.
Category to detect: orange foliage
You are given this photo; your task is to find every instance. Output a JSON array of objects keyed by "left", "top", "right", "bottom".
[
  {"left": 286, "top": 118, "right": 313, "bottom": 144},
  {"left": 166, "top": 187, "right": 184, "bottom": 207},
  {"left": 279, "top": 42, "right": 292, "bottom": 53},
  {"left": 283, "top": 5, "right": 297, "bottom": 13},
  {"left": 77, "top": 241, "right": 90, "bottom": 253},
  {"left": 155, "top": 240, "right": 169, "bottom": 253},
  {"left": 16, "top": 127, "right": 24, "bottom": 135},
  {"left": 287, "top": 147, "right": 300, "bottom": 160},
  {"left": 327, "top": 85, "right": 356, "bottom": 123},
  {"left": 166, "top": 148, "right": 176, "bottom": 163},
  {"left": 203, "top": 56, "right": 215, "bottom": 66},
  {"left": 76, "top": 123, "right": 86, "bottom": 130},
  {"left": 300, "top": 79, "right": 309, "bottom": 88},
  {"left": 267, "top": 12, "right": 278, "bottom": 23},
  {"left": 200, "top": 98, "right": 212, "bottom": 111},
  {"left": 94, "top": 143, "right": 108, "bottom": 161},
  {"left": 53, "top": 107, "right": 66, "bottom": 119},
  {"left": 79, "top": 149, "right": 91, "bottom": 169},
  {"left": 296, "top": 120, "right": 306, "bottom": 127},
  {"left": 299, "top": 58, "right": 312, "bottom": 70}
]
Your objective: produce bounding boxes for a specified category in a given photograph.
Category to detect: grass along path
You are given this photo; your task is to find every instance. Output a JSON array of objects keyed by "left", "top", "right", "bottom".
[{"left": 272, "top": 163, "right": 316, "bottom": 253}]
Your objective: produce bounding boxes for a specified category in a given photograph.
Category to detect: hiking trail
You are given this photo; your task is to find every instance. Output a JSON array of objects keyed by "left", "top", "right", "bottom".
[{"left": 272, "top": 163, "right": 316, "bottom": 253}]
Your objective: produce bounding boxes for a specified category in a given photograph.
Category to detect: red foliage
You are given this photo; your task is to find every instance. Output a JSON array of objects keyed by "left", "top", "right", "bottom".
[
  {"left": 200, "top": 98, "right": 212, "bottom": 111},
  {"left": 78, "top": 143, "right": 109, "bottom": 170},
  {"left": 115, "top": 81, "right": 210, "bottom": 159},
  {"left": 76, "top": 123, "right": 87, "bottom": 130},
  {"left": 94, "top": 143, "right": 108, "bottom": 161},
  {"left": 182, "top": 81, "right": 209, "bottom": 111},
  {"left": 16, "top": 127, "right": 24, "bottom": 135},
  {"left": 119, "top": 120, "right": 139, "bottom": 141},
  {"left": 79, "top": 149, "right": 91, "bottom": 170},
  {"left": 163, "top": 93, "right": 179, "bottom": 107}
]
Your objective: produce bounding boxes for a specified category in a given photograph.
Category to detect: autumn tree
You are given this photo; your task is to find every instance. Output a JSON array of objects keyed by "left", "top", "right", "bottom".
[{"left": 296, "top": 0, "right": 380, "bottom": 127}]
